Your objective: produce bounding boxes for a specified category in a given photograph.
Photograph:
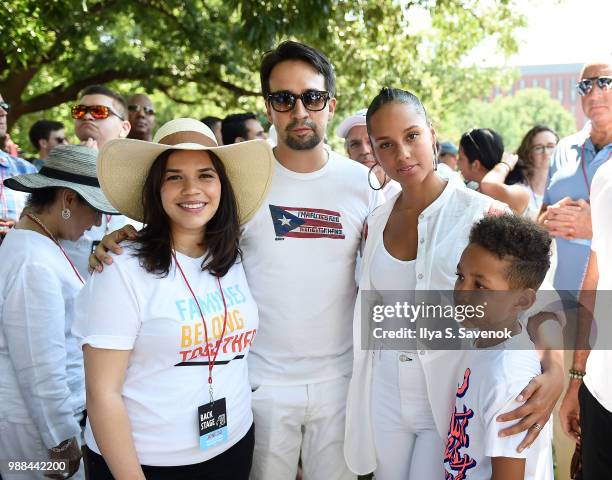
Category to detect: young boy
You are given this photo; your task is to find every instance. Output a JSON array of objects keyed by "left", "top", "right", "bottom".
[{"left": 444, "top": 214, "right": 554, "bottom": 480}]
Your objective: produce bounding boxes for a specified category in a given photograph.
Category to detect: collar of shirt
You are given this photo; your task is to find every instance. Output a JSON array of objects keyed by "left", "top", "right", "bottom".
[{"left": 0, "top": 149, "right": 13, "bottom": 167}]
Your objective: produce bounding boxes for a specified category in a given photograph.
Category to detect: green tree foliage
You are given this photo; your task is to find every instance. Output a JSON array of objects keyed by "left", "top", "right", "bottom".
[
  {"left": 439, "top": 88, "right": 577, "bottom": 152},
  {"left": 1, "top": 0, "right": 526, "bottom": 153}
]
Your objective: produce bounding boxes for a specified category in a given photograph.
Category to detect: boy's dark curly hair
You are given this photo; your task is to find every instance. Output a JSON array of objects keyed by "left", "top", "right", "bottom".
[{"left": 469, "top": 214, "right": 551, "bottom": 289}]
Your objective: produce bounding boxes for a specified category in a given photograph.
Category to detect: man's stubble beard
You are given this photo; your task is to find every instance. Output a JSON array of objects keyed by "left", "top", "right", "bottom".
[{"left": 283, "top": 119, "right": 323, "bottom": 151}]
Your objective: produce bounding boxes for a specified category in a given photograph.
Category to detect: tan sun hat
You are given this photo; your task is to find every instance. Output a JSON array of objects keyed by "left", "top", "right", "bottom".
[{"left": 97, "top": 118, "right": 275, "bottom": 224}]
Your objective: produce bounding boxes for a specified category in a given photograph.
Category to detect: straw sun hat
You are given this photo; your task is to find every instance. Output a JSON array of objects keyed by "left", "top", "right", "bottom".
[
  {"left": 3, "top": 144, "right": 118, "bottom": 214},
  {"left": 97, "top": 118, "right": 275, "bottom": 224}
]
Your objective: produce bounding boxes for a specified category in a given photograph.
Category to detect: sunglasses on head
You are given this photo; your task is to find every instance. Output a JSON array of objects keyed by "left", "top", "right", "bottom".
[
  {"left": 0, "top": 102, "right": 10, "bottom": 112},
  {"left": 267, "top": 90, "right": 330, "bottom": 112},
  {"left": 71, "top": 104, "right": 124, "bottom": 121},
  {"left": 128, "top": 104, "right": 155, "bottom": 115},
  {"left": 575, "top": 76, "right": 612, "bottom": 97},
  {"left": 464, "top": 129, "right": 482, "bottom": 155}
]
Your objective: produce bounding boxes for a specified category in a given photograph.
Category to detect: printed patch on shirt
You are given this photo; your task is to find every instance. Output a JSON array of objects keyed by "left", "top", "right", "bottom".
[
  {"left": 269, "top": 204, "right": 345, "bottom": 239},
  {"left": 444, "top": 368, "right": 477, "bottom": 480}
]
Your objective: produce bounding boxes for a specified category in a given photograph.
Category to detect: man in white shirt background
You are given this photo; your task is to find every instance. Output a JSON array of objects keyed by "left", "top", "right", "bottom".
[
  {"left": 559, "top": 144, "right": 612, "bottom": 478},
  {"left": 336, "top": 109, "right": 401, "bottom": 201}
]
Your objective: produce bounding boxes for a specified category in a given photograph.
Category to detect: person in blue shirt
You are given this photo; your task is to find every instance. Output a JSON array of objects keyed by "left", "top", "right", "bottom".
[
  {"left": 0, "top": 92, "right": 37, "bottom": 240},
  {"left": 537, "top": 59, "right": 612, "bottom": 294}
]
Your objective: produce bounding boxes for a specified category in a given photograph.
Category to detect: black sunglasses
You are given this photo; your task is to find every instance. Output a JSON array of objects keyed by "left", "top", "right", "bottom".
[
  {"left": 267, "top": 90, "right": 330, "bottom": 112},
  {"left": 0, "top": 102, "right": 10, "bottom": 112},
  {"left": 128, "top": 104, "right": 156, "bottom": 115},
  {"left": 576, "top": 76, "right": 612, "bottom": 97}
]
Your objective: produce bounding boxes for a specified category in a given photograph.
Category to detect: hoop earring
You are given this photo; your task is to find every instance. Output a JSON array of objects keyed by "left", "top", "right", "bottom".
[
  {"left": 61, "top": 208, "right": 71, "bottom": 220},
  {"left": 368, "top": 163, "right": 387, "bottom": 191},
  {"left": 432, "top": 145, "right": 439, "bottom": 171}
]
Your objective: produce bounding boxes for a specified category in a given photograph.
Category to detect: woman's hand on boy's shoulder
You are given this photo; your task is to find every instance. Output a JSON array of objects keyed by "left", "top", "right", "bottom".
[
  {"left": 495, "top": 364, "right": 563, "bottom": 452},
  {"left": 88, "top": 225, "right": 138, "bottom": 273}
]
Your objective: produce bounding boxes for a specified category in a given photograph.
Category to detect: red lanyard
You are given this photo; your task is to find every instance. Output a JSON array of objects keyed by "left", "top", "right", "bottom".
[
  {"left": 25, "top": 213, "right": 85, "bottom": 284},
  {"left": 172, "top": 250, "right": 228, "bottom": 403},
  {"left": 581, "top": 143, "right": 612, "bottom": 196},
  {"left": 580, "top": 143, "right": 590, "bottom": 195}
]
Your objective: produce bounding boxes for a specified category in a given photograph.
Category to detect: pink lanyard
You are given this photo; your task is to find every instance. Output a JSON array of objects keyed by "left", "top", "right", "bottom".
[
  {"left": 26, "top": 213, "right": 85, "bottom": 284},
  {"left": 581, "top": 142, "right": 612, "bottom": 196},
  {"left": 580, "top": 143, "right": 590, "bottom": 195},
  {"left": 172, "top": 250, "right": 228, "bottom": 402},
  {"left": 0, "top": 167, "right": 7, "bottom": 219}
]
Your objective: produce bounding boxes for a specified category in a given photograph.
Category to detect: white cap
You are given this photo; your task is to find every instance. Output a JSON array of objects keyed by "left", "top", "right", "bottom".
[{"left": 336, "top": 109, "right": 367, "bottom": 138}]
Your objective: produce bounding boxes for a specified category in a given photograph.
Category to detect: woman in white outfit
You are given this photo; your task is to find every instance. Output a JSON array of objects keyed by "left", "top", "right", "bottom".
[
  {"left": 344, "top": 88, "right": 564, "bottom": 479},
  {"left": 0, "top": 145, "right": 118, "bottom": 480}
]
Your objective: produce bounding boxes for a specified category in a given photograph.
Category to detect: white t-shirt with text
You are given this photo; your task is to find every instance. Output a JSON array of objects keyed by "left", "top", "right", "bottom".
[
  {"left": 72, "top": 245, "right": 258, "bottom": 466},
  {"left": 241, "top": 152, "right": 381, "bottom": 386},
  {"left": 443, "top": 328, "right": 553, "bottom": 480}
]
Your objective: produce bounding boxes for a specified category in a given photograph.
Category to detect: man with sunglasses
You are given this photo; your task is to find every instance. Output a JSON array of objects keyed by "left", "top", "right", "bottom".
[
  {"left": 72, "top": 84, "right": 131, "bottom": 149},
  {"left": 237, "top": 41, "right": 382, "bottom": 480},
  {"left": 63, "top": 84, "right": 132, "bottom": 276},
  {"left": 537, "top": 60, "right": 612, "bottom": 294},
  {"left": 126, "top": 93, "right": 156, "bottom": 142},
  {"left": 28, "top": 119, "right": 68, "bottom": 170},
  {"left": 556, "top": 60, "right": 612, "bottom": 480},
  {"left": 0, "top": 92, "right": 37, "bottom": 241}
]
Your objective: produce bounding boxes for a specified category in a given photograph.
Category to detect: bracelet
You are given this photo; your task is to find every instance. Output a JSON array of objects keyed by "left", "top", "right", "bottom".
[
  {"left": 50, "top": 438, "right": 73, "bottom": 453},
  {"left": 569, "top": 369, "right": 586, "bottom": 380},
  {"left": 498, "top": 161, "right": 513, "bottom": 171}
]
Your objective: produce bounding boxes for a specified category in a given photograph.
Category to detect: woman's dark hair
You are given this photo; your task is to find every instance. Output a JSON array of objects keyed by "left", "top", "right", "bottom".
[
  {"left": 25, "top": 187, "right": 86, "bottom": 211},
  {"left": 515, "top": 125, "right": 559, "bottom": 181},
  {"left": 365, "top": 87, "right": 429, "bottom": 135},
  {"left": 460, "top": 128, "right": 526, "bottom": 185},
  {"left": 133, "top": 149, "right": 242, "bottom": 278},
  {"left": 260, "top": 41, "right": 336, "bottom": 98}
]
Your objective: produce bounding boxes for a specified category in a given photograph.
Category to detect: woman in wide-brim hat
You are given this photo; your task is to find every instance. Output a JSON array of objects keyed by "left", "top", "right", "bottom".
[
  {"left": 73, "top": 118, "right": 274, "bottom": 480},
  {"left": 0, "top": 144, "right": 118, "bottom": 480}
]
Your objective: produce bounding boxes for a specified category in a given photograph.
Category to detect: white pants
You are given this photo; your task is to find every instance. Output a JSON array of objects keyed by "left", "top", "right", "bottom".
[
  {"left": 0, "top": 417, "right": 85, "bottom": 480},
  {"left": 372, "top": 351, "right": 444, "bottom": 480},
  {"left": 250, "top": 376, "right": 355, "bottom": 480}
]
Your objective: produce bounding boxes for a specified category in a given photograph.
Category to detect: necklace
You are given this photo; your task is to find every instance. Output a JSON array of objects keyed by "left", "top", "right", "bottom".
[{"left": 25, "top": 213, "right": 85, "bottom": 284}]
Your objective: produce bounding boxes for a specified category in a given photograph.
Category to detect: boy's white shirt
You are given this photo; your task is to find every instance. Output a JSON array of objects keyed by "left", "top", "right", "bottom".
[{"left": 444, "top": 325, "right": 553, "bottom": 480}]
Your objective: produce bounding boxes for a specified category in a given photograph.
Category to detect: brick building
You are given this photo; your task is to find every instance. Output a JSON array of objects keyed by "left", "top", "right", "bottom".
[{"left": 494, "top": 63, "right": 586, "bottom": 129}]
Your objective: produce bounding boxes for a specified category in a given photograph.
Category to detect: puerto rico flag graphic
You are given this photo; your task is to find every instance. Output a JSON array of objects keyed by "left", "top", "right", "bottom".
[{"left": 269, "top": 204, "right": 345, "bottom": 239}]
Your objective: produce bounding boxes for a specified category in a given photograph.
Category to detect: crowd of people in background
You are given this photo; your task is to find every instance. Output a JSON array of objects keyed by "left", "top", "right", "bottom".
[{"left": 0, "top": 40, "right": 611, "bottom": 480}]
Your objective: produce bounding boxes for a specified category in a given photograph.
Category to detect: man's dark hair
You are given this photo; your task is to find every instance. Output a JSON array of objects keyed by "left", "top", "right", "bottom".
[
  {"left": 29, "top": 120, "right": 64, "bottom": 151},
  {"left": 79, "top": 84, "right": 128, "bottom": 118},
  {"left": 133, "top": 149, "right": 242, "bottom": 278},
  {"left": 469, "top": 214, "right": 551, "bottom": 289},
  {"left": 221, "top": 112, "right": 257, "bottom": 145},
  {"left": 260, "top": 41, "right": 336, "bottom": 98},
  {"left": 366, "top": 87, "right": 430, "bottom": 135},
  {"left": 201, "top": 116, "right": 221, "bottom": 130}
]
